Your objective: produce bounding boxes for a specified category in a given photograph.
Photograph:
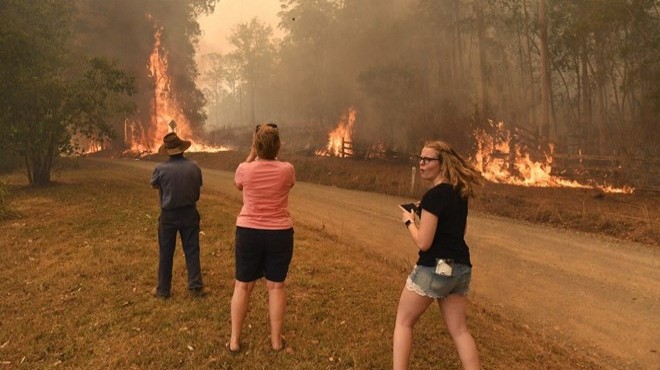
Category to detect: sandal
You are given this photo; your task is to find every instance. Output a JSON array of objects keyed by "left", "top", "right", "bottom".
[{"left": 225, "top": 342, "right": 241, "bottom": 355}]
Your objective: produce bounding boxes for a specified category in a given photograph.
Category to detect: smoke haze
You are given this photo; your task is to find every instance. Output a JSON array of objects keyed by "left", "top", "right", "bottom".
[{"left": 61, "top": 0, "right": 659, "bottom": 161}]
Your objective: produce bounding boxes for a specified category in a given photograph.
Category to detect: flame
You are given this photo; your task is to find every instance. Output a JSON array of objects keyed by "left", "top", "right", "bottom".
[
  {"left": 472, "top": 121, "right": 633, "bottom": 194},
  {"left": 81, "top": 140, "right": 104, "bottom": 155},
  {"left": 69, "top": 133, "right": 109, "bottom": 155},
  {"left": 124, "top": 25, "right": 229, "bottom": 155},
  {"left": 316, "top": 107, "right": 356, "bottom": 157}
]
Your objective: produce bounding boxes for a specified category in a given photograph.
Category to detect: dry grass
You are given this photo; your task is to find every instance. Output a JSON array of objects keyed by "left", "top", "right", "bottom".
[{"left": 0, "top": 159, "right": 620, "bottom": 368}]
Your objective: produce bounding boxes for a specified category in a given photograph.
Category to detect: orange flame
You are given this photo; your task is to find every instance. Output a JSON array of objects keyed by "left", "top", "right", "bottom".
[
  {"left": 71, "top": 134, "right": 108, "bottom": 155},
  {"left": 472, "top": 121, "right": 633, "bottom": 194},
  {"left": 316, "top": 107, "right": 356, "bottom": 157},
  {"left": 124, "top": 25, "right": 229, "bottom": 155}
]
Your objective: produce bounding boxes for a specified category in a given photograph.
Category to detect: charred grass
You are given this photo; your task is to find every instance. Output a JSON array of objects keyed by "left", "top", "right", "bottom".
[{"left": 0, "top": 159, "right": 629, "bottom": 369}]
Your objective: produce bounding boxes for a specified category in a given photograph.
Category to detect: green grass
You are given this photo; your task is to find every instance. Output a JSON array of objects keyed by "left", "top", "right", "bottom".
[{"left": 0, "top": 159, "right": 611, "bottom": 369}]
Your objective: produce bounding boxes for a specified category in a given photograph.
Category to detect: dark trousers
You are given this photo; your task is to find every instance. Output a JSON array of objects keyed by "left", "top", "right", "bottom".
[{"left": 157, "top": 206, "right": 203, "bottom": 294}]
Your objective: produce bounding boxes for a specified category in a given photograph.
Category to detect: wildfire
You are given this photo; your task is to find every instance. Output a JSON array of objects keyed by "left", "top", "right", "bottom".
[
  {"left": 70, "top": 134, "right": 108, "bottom": 155},
  {"left": 472, "top": 121, "right": 633, "bottom": 194},
  {"left": 124, "top": 24, "right": 228, "bottom": 155},
  {"left": 316, "top": 107, "right": 356, "bottom": 157}
]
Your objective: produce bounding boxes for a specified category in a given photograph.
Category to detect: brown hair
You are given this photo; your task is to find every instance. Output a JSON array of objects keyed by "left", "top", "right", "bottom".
[
  {"left": 254, "top": 124, "right": 280, "bottom": 159},
  {"left": 424, "top": 140, "right": 484, "bottom": 198}
]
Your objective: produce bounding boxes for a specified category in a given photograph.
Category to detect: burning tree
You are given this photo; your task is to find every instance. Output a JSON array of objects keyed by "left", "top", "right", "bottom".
[
  {"left": 72, "top": 0, "right": 217, "bottom": 152},
  {"left": 0, "top": 1, "right": 136, "bottom": 186}
]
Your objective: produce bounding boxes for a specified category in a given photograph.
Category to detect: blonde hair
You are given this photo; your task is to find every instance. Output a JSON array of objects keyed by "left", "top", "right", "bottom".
[
  {"left": 254, "top": 124, "right": 280, "bottom": 159},
  {"left": 424, "top": 140, "right": 484, "bottom": 198}
]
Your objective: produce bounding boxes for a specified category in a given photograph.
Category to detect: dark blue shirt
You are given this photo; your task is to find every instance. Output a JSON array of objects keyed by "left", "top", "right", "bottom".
[
  {"left": 417, "top": 183, "right": 471, "bottom": 267},
  {"left": 150, "top": 155, "right": 202, "bottom": 210}
]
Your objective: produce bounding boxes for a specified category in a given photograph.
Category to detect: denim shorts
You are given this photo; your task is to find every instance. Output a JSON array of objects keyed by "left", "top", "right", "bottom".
[{"left": 405, "top": 263, "right": 472, "bottom": 299}]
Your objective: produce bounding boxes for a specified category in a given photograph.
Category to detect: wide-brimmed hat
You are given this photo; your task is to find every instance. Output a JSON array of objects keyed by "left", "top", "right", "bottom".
[{"left": 158, "top": 132, "right": 191, "bottom": 155}]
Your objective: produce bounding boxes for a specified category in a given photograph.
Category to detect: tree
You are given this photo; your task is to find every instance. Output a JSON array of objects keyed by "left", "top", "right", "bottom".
[
  {"left": 538, "top": 0, "right": 554, "bottom": 141},
  {"left": 201, "top": 52, "right": 244, "bottom": 127},
  {"left": 0, "top": 0, "right": 136, "bottom": 186},
  {"left": 228, "top": 18, "right": 277, "bottom": 125}
]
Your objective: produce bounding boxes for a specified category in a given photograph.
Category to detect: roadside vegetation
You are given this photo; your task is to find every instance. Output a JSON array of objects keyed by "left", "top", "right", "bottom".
[{"left": 0, "top": 158, "right": 615, "bottom": 369}]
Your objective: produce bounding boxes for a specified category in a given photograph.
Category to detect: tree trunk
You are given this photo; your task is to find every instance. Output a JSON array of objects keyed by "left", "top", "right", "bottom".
[
  {"left": 474, "top": 0, "right": 489, "bottom": 117},
  {"left": 26, "top": 149, "right": 52, "bottom": 187},
  {"left": 594, "top": 35, "right": 608, "bottom": 155},
  {"left": 580, "top": 46, "right": 592, "bottom": 151},
  {"left": 32, "top": 163, "right": 52, "bottom": 186},
  {"left": 538, "top": 0, "right": 552, "bottom": 141},
  {"left": 523, "top": 0, "right": 537, "bottom": 132},
  {"left": 250, "top": 83, "right": 256, "bottom": 125},
  {"left": 452, "top": 0, "right": 463, "bottom": 85}
]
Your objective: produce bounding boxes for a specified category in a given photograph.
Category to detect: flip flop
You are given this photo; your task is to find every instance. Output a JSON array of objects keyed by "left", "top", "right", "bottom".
[{"left": 225, "top": 342, "right": 240, "bottom": 355}]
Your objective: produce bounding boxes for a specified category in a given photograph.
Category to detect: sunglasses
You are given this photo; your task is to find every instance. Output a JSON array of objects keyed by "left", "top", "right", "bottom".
[
  {"left": 417, "top": 156, "right": 440, "bottom": 165},
  {"left": 255, "top": 123, "right": 278, "bottom": 132}
]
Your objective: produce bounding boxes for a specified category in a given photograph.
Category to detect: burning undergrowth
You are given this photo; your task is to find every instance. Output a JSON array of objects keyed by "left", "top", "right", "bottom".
[
  {"left": 471, "top": 121, "right": 633, "bottom": 194},
  {"left": 313, "top": 111, "right": 633, "bottom": 194}
]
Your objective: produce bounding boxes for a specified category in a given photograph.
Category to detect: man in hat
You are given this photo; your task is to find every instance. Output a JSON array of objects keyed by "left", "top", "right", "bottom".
[{"left": 150, "top": 132, "right": 205, "bottom": 298}]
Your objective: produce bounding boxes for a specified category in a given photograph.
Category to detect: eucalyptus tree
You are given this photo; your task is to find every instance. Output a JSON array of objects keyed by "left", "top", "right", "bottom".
[
  {"left": 201, "top": 53, "right": 244, "bottom": 127},
  {"left": 228, "top": 18, "right": 277, "bottom": 125},
  {"left": 548, "top": 0, "right": 659, "bottom": 154}
]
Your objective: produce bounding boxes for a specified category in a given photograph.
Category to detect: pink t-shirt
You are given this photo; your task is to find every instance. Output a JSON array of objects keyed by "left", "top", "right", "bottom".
[{"left": 234, "top": 160, "right": 295, "bottom": 230}]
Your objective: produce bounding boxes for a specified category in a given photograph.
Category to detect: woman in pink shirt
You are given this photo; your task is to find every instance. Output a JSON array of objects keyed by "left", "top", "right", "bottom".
[{"left": 226, "top": 123, "right": 295, "bottom": 354}]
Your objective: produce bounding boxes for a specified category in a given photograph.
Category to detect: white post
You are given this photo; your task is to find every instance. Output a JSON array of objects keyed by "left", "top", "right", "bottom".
[{"left": 410, "top": 166, "right": 416, "bottom": 194}]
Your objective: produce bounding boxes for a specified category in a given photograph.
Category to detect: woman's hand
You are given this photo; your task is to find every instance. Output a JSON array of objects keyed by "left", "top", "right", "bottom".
[
  {"left": 245, "top": 146, "right": 257, "bottom": 162},
  {"left": 401, "top": 209, "right": 415, "bottom": 224}
]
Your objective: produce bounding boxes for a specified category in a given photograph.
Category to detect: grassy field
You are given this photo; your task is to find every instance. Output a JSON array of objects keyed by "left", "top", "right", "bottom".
[{"left": 0, "top": 159, "right": 617, "bottom": 369}]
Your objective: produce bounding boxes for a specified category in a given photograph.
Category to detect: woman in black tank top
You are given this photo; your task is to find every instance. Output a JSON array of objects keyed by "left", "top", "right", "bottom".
[{"left": 394, "top": 140, "right": 484, "bottom": 370}]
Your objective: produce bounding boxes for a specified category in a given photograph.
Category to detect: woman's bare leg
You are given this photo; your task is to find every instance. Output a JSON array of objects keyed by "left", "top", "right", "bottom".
[
  {"left": 439, "top": 294, "right": 479, "bottom": 370},
  {"left": 229, "top": 280, "right": 256, "bottom": 350},
  {"left": 266, "top": 279, "right": 286, "bottom": 350},
  {"left": 393, "top": 288, "right": 434, "bottom": 370}
]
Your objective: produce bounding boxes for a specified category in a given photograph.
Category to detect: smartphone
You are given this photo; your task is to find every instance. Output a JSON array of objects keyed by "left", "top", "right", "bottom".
[{"left": 399, "top": 203, "right": 420, "bottom": 215}]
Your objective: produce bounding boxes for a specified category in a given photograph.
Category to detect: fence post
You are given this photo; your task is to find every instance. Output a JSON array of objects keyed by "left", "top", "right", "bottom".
[
  {"left": 341, "top": 137, "right": 345, "bottom": 158},
  {"left": 410, "top": 166, "right": 416, "bottom": 194}
]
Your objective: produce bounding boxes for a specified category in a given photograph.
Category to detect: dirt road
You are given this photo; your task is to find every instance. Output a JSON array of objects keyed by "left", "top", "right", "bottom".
[{"left": 123, "top": 159, "right": 659, "bottom": 368}]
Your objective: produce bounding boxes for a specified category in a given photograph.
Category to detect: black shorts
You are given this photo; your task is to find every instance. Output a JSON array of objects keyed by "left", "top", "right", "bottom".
[{"left": 235, "top": 226, "right": 294, "bottom": 283}]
